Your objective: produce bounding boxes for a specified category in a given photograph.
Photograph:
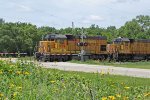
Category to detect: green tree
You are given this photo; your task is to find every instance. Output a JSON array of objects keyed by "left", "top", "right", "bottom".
[
  {"left": 0, "top": 18, "right": 5, "bottom": 24},
  {"left": 135, "top": 15, "right": 150, "bottom": 31},
  {"left": 118, "top": 20, "right": 143, "bottom": 39}
]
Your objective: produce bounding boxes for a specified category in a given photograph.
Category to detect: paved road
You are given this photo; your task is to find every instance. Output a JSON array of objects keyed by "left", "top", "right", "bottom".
[{"left": 39, "top": 62, "right": 150, "bottom": 78}]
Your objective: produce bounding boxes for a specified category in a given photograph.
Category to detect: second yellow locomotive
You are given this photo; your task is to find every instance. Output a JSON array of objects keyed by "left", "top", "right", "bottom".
[{"left": 107, "top": 37, "right": 150, "bottom": 61}]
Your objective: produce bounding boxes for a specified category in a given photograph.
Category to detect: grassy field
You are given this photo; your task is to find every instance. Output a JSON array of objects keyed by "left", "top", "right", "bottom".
[
  {"left": 0, "top": 60, "right": 150, "bottom": 100},
  {"left": 70, "top": 60, "right": 150, "bottom": 69}
]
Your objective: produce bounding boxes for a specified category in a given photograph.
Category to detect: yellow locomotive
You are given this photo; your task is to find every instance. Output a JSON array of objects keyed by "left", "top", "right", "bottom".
[
  {"left": 35, "top": 33, "right": 107, "bottom": 61},
  {"left": 107, "top": 37, "right": 150, "bottom": 61}
]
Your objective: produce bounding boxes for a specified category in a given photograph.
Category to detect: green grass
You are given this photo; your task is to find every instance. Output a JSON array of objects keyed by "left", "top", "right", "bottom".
[
  {"left": 0, "top": 60, "right": 150, "bottom": 100},
  {"left": 18, "top": 56, "right": 35, "bottom": 61},
  {"left": 70, "top": 60, "right": 150, "bottom": 69}
]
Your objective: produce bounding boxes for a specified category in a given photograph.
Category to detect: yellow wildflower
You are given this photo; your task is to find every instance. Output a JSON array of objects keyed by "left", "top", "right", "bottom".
[
  {"left": 12, "top": 92, "right": 17, "bottom": 97},
  {"left": 121, "top": 82, "right": 124, "bottom": 85},
  {"left": 116, "top": 94, "right": 121, "bottom": 98},
  {"left": 16, "top": 71, "right": 21, "bottom": 75},
  {"left": 101, "top": 97, "right": 107, "bottom": 100},
  {"left": 136, "top": 94, "right": 142, "bottom": 98},
  {"left": 123, "top": 96, "right": 129, "bottom": 100},
  {"left": 17, "top": 86, "right": 22, "bottom": 90},
  {"left": 144, "top": 92, "right": 150, "bottom": 97},
  {"left": 124, "top": 86, "right": 130, "bottom": 89},
  {"left": 0, "top": 70, "right": 3, "bottom": 74},
  {"left": 111, "top": 85, "right": 114, "bottom": 87},
  {"left": 9, "top": 84, "right": 15, "bottom": 88},
  {"left": 8, "top": 70, "right": 12, "bottom": 73},
  {"left": 0, "top": 93, "right": 4, "bottom": 97},
  {"left": 50, "top": 80, "right": 55, "bottom": 83},
  {"left": 100, "top": 72, "right": 105, "bottom": 75},
  {"left": 108, "top": 96, "right": 116, "bottom": 100},
  {"left": 4, "top": 97, "right": 9, "bottom": 100},
  {"left": 107, "top": 71, "right": 110, "bottom": 75},
  {"left": 24, "top": 72, "right": 30, "bottom": 75}
]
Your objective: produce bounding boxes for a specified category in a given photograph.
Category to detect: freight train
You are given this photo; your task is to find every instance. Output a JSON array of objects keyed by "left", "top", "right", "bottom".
[{"left": 35, "top": 33, "right": 150, "bottom": 62}]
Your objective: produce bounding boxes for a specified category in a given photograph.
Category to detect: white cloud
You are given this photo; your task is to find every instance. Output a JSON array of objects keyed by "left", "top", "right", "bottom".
[
  {"left": 63, "top": 0, "right": 140, "bottom": 5},
  {"left": 114, "top": 0, "right": 140, "bottom": 3},
  {"left": 82, "top": 15, "right": 104, "bottom": 24},
  {"left": 7, "top": 2, "right": 33, "bottom": 12},
  {"left": 89, "top": 15, "right": 104, "bottom": 21},
  {"left": 0, "top": 0, "right": 149, "bottom": 28},
  {"left": 53, "top": 0, "right": 115, "bottom": 7},
  {"left": 17, "top": 4, "right": 32, "bottom": 12}
]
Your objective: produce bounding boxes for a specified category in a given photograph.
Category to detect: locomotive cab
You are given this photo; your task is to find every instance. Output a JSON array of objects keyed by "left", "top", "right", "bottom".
[
  {"left": 35, "top": 33, "right": 68, "bottom": 61},
  {"left": 38, "top": 34, "right": 67, "bottom": 54},
  {"left": 108, "top": 37, "right": 130, "bottom": 54},
  {"left": 107, "top": 37, "right": 131, "bottom": 61},
  {"left": 113, "top": 37, "right": 130, "bottom": 54}
]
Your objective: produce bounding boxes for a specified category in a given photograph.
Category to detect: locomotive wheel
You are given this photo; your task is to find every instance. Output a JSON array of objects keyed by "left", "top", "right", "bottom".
[
  {"left": 41, "top": 56, "right": 48, "bottom": 62},
  {"left": 61, "top": 58, "right": 65, "bottom": 62},
  {"left": 41, "top": 58, "right": 46, "bottom": 62}
]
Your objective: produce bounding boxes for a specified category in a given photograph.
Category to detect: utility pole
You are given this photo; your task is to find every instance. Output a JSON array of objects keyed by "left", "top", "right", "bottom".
[
  {"left": 72, "top": 22, "right": 75, "bottom": 34},
  {"left": 80, "top": 28, "right": 86, "bottom": 62}
]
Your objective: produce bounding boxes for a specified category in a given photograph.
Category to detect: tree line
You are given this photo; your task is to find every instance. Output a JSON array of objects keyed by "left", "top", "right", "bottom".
[{"left": 0, "top": 15, "right": 149, "bottom": 55}]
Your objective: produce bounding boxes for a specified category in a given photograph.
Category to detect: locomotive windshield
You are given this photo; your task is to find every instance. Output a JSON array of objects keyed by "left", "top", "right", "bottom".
[
  {"left": 113, "top": 37, "right": 130, "bottom": 44},
  {"left": 44, "top": 33, "right": 67, "bottom": 41}
]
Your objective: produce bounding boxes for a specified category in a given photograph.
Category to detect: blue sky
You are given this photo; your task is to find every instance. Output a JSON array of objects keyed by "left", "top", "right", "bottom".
[{"left": 0, "top": 0, "right": 150, "bottom": 28}]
